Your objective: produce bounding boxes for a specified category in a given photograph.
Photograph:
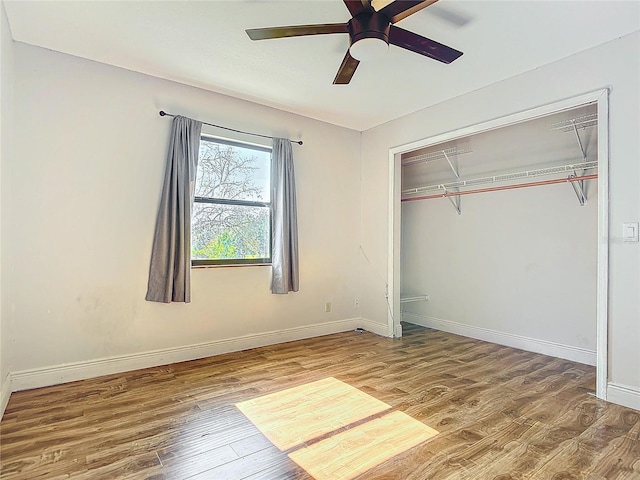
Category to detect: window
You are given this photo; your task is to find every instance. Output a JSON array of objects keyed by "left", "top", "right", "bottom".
[{"left": 191, "top": 137, "right": 271, "bottom": 266}]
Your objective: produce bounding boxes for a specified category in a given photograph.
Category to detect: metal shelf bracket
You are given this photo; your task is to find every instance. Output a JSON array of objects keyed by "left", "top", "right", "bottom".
[
  {"left": 549, "top": 114, "right": 597, "bottom": 206},
  {"left": 569, "top": 173, "right": 587, "bottom": 205},
  {"left": 570, "top": 119, "right": 588, "bottom": 206},
  {"left": 443, "top": 151, "right": 461, "bottom": 213},
  {"left": 443, "top": 150, "right": 460, "bottom": 178},
  {"left": 443, "top": 186, "right": 461, "bottom": 215}
]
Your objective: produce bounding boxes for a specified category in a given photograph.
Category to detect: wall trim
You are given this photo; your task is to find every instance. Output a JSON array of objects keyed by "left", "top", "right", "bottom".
[
  {"left": 607, "top": 382, "right": 640, "bottom": 411},
  {"left": 403, "top": 313, "right": 596, "bottom": 366},
  {"left": 1, "top": 373, "right": 11, "bottom": 419},
  {"left": 357, "top": 318, "right": 390, "bottom": 337},
  {"left": 11, "top": 318, "right": 370, "bottom": 392}
]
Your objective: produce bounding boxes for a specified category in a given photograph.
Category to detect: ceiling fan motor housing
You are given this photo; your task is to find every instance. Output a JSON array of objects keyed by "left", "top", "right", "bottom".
[{"left": 348, "top": 12, "right": 391, "bottom": 45}]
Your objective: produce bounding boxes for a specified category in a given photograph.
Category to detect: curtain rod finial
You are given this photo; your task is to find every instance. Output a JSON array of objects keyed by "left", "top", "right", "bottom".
[{"left": 159, "top": 110, "right": 167, "bottom": 117}]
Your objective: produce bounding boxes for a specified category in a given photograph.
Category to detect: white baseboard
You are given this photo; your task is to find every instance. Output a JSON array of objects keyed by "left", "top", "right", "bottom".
[
  {"left": 403, "top": 312, "right": 597, "bottom": 366},
  {"left": 607, "top": 382, "right": 640, "bottom": 411},
  {"left": 395, "top": 323, "right": 403, "bottom": 338},
  {"left": 1, "top": 373, "right": 11, "bottom": 419},
  {"left": 356, "top": 318, "right": 391, "bottom": 337},
  {"left": 11, "top": 318, "right": 367, "bottom": 392}
]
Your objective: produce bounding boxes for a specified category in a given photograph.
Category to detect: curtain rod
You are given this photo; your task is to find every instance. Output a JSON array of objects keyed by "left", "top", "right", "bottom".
[{"left": 159, "top": 111, "right": 303, "bottom": 145}]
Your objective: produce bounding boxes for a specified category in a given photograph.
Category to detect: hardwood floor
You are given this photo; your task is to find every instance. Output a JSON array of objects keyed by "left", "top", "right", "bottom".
[{"left": 1, "top": 323, "right": 639, "bottom": 479}]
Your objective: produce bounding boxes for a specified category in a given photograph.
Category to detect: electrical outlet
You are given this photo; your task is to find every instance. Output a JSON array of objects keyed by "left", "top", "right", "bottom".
[
  {"left": 354, "top": 298, "right": 360, "bottom": 309},
  {"left": 325, "top": 301, "right": 332, "bottom": 313}
]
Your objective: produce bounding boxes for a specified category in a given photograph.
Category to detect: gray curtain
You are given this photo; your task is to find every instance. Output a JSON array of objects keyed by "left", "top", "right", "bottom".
[
  {"left": 146, "top": 116, "right": 202, "bottom": 303},
  {"left": 271, "top": 138, "right": 299, "bottom": 294}
]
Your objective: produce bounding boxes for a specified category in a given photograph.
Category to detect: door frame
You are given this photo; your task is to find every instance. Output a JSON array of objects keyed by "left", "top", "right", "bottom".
[{"left": 387, "top": 89, "right": 609, "bottom": 400}]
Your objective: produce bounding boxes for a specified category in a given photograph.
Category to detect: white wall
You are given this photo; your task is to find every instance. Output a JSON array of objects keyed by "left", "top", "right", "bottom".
[
  {"left": 361, "top": 33, "right": 640, "bottom": 402},
  {"left": 6, "top": 43, "right": 363, "bottom": 383},
  {"left": 0, "top": 1, "right": 14, "bottom": 411}
]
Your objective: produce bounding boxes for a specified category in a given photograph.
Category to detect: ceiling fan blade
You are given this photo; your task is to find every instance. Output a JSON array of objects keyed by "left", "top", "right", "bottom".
[
  {"left": 343, "top": 0, "right": 371, "bottom": 17},
  {"left": 378, "top": 0, "right": 439, "bottom": 23},
  {"left": 389, "top": 25, "right": 462, "bottom": 63},
  {"left": 246, "top": 23, "right": 348, "bottom": 41},
  {"left": 333, "top": 51, "right": 360, "bottom": 84}
]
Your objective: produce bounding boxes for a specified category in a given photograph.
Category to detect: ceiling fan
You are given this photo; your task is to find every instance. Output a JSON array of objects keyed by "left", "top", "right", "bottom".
[{"left": 246, "top": 0, "right": 463, "bottom": 85}]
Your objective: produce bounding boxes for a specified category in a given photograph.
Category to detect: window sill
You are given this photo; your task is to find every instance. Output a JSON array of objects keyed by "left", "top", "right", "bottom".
[{"left": 192, "top": 263, "right": 272, "bottom": 269}]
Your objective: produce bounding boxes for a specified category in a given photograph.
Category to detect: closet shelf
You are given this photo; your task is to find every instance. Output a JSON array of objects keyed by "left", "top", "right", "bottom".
[
  {"left": 400, "top": 295, "right": 429, "bottom": 303},
  {"left": 549, "top": 113, "right": 597, "bottom": 132},
  {"left": 402, "top": 147, "right": 472, "bottom": 167},
  {"left": 401, "top": 160, "right": 598, "bottom": 198}
]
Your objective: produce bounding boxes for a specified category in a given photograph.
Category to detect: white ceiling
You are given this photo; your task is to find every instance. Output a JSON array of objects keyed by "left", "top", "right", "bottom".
[{"left": 4, "top": 0, "right": 639, "bottom": 131}]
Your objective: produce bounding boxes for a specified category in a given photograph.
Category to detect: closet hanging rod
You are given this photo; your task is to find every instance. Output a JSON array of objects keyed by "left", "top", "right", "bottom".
[
  {"left": 159, "top": 111, "right": 303, "bottom": 145},
  {"left": 402, "top": 160, "right": 598, "bottom": 196},
  {"left": 402, "top": 174, "right": 597, "bottom": 202}
]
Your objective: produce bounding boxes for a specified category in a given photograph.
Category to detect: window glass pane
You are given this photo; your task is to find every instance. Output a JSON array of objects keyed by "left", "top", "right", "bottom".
[
  {"left": 196, "top": 139, "right": 270, "bottom": 201},
  {"left": 192, "top": 203, "right": 270, "bottom": 261}
]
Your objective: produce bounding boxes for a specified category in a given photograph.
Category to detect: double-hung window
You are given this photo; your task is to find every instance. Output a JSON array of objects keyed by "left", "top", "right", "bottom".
[{"left": 191, "top": 137, "right": 271, "bottom": 266}]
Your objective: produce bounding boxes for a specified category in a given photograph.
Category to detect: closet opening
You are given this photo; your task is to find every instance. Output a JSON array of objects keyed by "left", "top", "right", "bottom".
[{"left": 386, "top": 89, "right": 609, "bottom": 400}]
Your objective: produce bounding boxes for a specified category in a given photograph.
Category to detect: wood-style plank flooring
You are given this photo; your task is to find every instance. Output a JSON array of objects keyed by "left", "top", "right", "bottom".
[{"left": 1, "top": 323, "right": 639, "bottom": 479}]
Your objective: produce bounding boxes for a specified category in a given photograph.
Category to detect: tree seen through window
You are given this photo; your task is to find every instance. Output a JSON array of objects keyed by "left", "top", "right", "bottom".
[{"left": 191, "top": 138, "right": 271, "bottom": 265}]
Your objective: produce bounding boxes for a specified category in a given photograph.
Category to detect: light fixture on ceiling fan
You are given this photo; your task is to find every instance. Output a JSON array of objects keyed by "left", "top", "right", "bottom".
[
  {"left": 347, "top": 10, "right": 390, "bottom": 61},
  {"left": 246, "top": 0, "right": 463, "bottom": 84}
]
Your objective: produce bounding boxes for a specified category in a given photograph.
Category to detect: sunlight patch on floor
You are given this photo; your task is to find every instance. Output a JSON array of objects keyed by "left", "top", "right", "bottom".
[
  {"left": 235, "top": 377, "right": 391, "bottom": 450},
  {"left": 236, "top": 377, "right": 439, "bottom": 479},
  {"left": 289, "top": 410, "right": 439, "bottom": 480}
]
